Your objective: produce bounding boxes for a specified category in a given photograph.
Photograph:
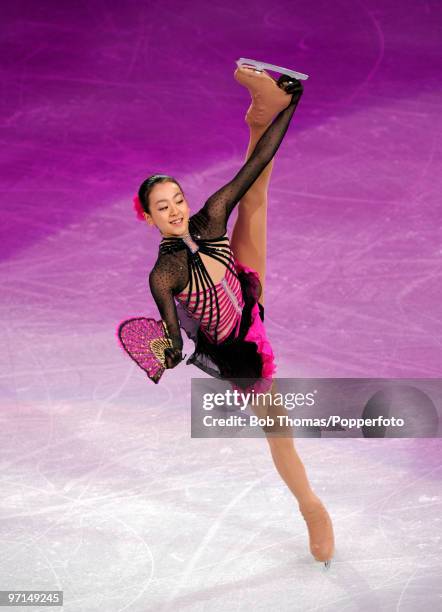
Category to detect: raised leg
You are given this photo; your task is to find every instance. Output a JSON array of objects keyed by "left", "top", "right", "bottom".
[
  {"left": 231, "top": 65, "right": 298, "bottom": 307},
  {"left": 230, "top": 119, "right": 273, "bottom": 307}
]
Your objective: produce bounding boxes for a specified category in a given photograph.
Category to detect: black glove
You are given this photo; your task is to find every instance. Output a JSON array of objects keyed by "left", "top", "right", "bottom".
[
  {"left": 277, "top": 75, "right": 304, "bottom": 101},
  {"left": 164, "top": 347, "right": 183, "bottom": 369}
]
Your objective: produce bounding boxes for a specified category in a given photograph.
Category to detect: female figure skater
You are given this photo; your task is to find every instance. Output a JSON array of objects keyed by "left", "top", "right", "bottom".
[{"left": 131, "top": 62, "right": 335, "bottom": 567}]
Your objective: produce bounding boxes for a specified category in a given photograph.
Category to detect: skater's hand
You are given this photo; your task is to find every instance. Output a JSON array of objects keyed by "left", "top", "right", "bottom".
[
  {"left": 164, "top": 347, "right": 183, "bottom": 369},
  {"left": 278, "top": 76, "right": 303, "bottom": 102},
  {"left": 290, "top": 79, "right": 304, "bottom": 102}
]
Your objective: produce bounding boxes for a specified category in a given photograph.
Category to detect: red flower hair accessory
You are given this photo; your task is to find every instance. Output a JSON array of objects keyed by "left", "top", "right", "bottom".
[{"left": 133, "top": 194, "right": 145, "bottom": 221}]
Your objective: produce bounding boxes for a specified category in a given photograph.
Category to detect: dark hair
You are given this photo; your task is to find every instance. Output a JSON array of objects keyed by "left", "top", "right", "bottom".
[{"left": 137, "top": 174, "right": 183, "bottom": 215}]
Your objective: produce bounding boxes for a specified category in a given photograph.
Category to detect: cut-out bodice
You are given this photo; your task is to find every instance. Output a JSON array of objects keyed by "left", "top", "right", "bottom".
[{"left": 174, "top": 235, "right": 245, "bottom": 344}]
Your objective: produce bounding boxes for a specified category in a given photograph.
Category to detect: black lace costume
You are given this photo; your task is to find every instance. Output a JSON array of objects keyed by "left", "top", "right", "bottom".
[{"left": 149, "top": 92, "right": 301, "bottom": 385}]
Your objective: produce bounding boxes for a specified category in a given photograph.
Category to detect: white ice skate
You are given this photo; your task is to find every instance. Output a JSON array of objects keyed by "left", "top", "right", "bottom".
[{"left": 236, "top": 57, "right": 309, "bottom": 80}]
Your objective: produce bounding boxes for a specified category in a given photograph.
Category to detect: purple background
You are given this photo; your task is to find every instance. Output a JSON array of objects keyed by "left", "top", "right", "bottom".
[{"left": 1, "top": 1, "right": 441, "bottom": 609}]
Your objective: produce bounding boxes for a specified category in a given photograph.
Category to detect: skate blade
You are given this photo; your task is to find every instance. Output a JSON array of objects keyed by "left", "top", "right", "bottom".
[{"left": 236, "top": 57, "right": 309, "bottom": 80}]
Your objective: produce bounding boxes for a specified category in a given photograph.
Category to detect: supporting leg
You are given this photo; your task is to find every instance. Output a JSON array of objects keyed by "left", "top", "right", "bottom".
[
  {"left": 248, "top": 380, "right": 335, "bottom": 563},
  {"left": 248, "top": 380, "right": 319, "bottom": 506},
  {"left": 266, "top": 437, "right": 322, "bottom": 505}
]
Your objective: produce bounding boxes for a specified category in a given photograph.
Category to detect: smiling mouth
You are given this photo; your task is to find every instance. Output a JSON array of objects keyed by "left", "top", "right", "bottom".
[{"left": 170, "top": 218, "right": 184, "bottom": 225}]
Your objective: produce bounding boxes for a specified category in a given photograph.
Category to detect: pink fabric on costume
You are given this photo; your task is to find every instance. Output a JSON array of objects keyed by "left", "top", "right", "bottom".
[
  {"left": 176, "top": 264, "right": 244, "bottom": 344},
  {"left": 234, "top": 260, "right": 277, "bottom": 393}
]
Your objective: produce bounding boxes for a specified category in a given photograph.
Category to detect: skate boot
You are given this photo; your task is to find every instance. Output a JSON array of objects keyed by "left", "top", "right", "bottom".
[
  {"left": 299, "top": 497, "right": 335, "bottom": 569},
  {"left": 234, "top": 64, "right": 299, "bottom": 128}
]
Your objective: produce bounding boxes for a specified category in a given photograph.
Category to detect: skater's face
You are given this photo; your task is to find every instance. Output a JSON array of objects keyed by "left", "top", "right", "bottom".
[{"left": 144, "top": 181, "right": 190, "bottom": 237}]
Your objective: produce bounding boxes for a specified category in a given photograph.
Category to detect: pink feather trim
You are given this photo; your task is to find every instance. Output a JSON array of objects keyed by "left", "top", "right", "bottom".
[{"left": 235, "top": 261, "right": 277, "bottom": 380}]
